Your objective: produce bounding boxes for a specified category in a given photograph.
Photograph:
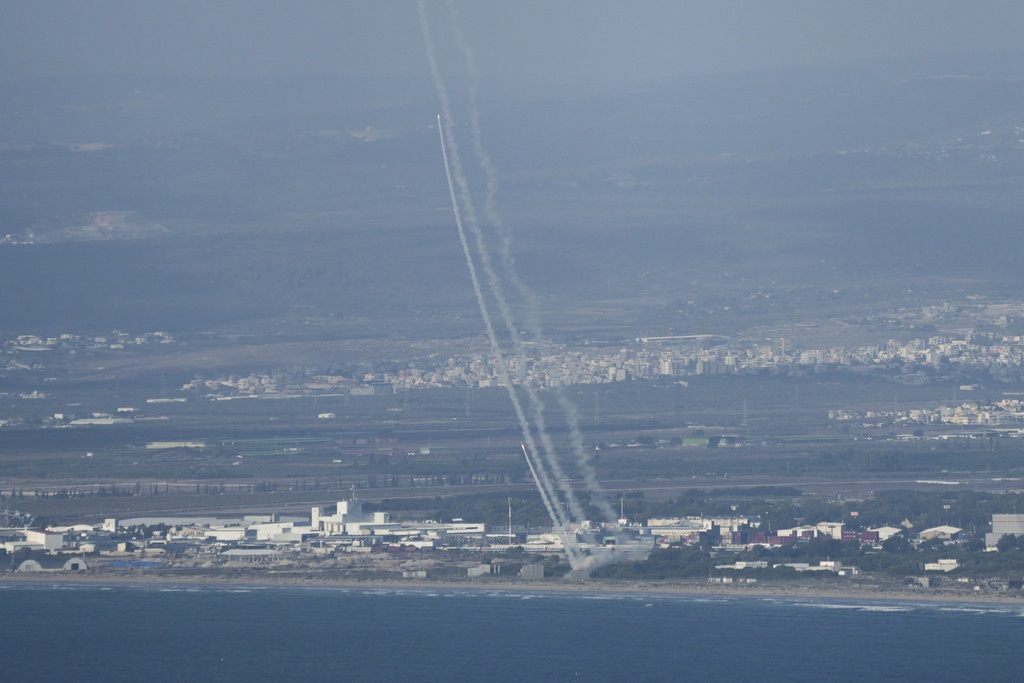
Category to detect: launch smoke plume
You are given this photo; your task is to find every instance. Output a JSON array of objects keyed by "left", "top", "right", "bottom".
[
  {"left": 422, "top": 6, "right": 581, "bottom": 565},
  {"left": 420, "top": 1, "right": 641, "bottom": 571},
  {"left": 420, "top": 2, "right": 591, "bottom": 533},
  {"left": 442, "top": 0, "right": 622, "bottom": 533}
]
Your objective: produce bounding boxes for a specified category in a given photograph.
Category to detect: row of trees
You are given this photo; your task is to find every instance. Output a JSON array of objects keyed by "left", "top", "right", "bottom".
[
  {"left": 616, "top": 488, "right": 1024, "bottom": 535},
  {"left": 365, "top": 487, "right": 1024, "bottom": 536}
]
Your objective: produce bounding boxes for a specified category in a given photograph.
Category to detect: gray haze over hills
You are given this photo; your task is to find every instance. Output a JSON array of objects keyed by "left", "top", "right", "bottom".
[
  {"left": 1, "top": 3, "right": 1023, "bottom": 342},
  {"left": 3, "top": 2, "right": 1023, "bottom": 85}
]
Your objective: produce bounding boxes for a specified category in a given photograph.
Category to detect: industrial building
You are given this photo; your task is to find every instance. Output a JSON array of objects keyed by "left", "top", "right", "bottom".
[{"left": 986, "top": 514, "right": 1024, "bottom": 548}]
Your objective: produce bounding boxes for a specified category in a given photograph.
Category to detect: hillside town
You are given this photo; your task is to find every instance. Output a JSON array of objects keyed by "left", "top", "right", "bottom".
[
  {"left": 177, "top": 329, "right": 1024, "bottom": 398},
  {"left": 829, "top": 397, "right": 1024, "bottom": 428},
  {"left": 3, "top": 300, "right": 1024, "bottom": 401},
  {"left": 6, "top": 321, "right": 1024, "bottom": 434}
]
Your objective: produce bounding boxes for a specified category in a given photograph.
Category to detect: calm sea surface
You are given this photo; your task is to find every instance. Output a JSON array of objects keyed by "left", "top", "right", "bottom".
[{"left": 2, "top": 582, "right": 1023, "bottom": 682}]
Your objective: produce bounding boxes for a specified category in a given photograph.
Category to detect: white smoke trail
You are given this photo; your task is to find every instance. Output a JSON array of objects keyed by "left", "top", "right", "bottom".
[
  {"left": 422, "top": 2, "right": 644, "bottom": 572},
  {"left": 420, "top": 4, "right": 595, "bottom": 541},
  {"left": 418, "top": 1, "right": 589, "bottom": 517},
  {"left": 443, "top": 1, "right": 622, "bottom": 532},
  {"left": 437, "top": 113, "right": 581, "bottom": 566},
  {"left": 421, "top": 4, "right": 584, "bottom": 566}
]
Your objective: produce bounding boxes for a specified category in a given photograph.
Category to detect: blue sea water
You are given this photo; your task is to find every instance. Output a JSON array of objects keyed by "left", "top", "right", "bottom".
[{"left": 2, "top": 583, "right": 1023, "bottom": 682}]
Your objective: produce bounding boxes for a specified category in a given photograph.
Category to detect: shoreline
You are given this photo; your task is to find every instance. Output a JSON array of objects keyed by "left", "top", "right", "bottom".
[{"left": 5, "top": 572, "right": 1024, "bottom": 606}]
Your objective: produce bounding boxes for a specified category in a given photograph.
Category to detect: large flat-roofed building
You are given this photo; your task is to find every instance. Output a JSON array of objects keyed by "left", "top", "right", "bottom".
[
  {"left": 312, "top": 499, "right": 390, "bottom": 536},
  {"left": 993, "top": 514, "right": 1024, "bottom": 534},
  {"left": 24, "top": 529, "right": 64, "bottom": 550},
  {"left": 986, "top": 514, "right": 1024, "bottom": 548}
]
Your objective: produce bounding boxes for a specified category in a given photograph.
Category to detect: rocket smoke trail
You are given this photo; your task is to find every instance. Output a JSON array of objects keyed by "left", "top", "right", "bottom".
[
  {"left": 421, "top": 1, "right": 642, "bottom": 570},
  {"left": 435, "top": 111, "right": 581, "bottom": 566},
  {"left": 442, "top": 0, "right": 622, "bottom": 534},
  {"left": 419, "top": 1, "right": 584, "bottom": 545},
  {"left": 418, "top": 2, "right": 593, "bottom": 532}
]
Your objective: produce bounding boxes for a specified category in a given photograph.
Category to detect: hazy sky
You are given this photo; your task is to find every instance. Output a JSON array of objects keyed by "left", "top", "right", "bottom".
[{"left": 2, "top": 1, "right": 1023, "bottom": 87}]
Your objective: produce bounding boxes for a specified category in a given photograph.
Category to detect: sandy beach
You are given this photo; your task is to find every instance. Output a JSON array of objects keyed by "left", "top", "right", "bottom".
[{"left": 6, "top": 571, "right": 1024, "bottom": 606}]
